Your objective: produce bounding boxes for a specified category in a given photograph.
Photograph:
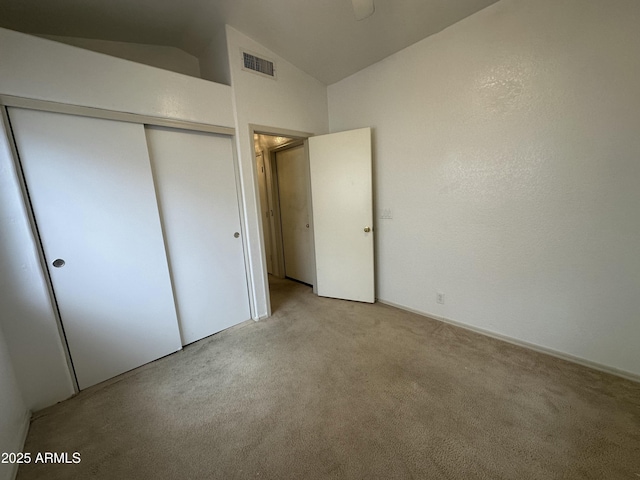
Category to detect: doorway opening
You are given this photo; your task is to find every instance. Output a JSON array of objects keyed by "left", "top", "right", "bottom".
[
  {"left": 251, "top": 125, "right": 374, "bottom": 317},
  {"left": 253, "top": 130, "right": 316, "bottom": 312}
]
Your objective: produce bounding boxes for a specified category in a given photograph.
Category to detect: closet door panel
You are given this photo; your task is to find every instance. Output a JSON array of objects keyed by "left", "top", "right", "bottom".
[
  {"left": 9, "top": 108, "right": 182, "bottom": 389},
  {"left": 145, "top": 127, "right": 250, "bottom": 345}
]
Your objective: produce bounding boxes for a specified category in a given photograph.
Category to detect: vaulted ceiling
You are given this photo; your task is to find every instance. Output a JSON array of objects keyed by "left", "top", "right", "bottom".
[{"left": 0, "top": 0, "right": 500, "bottom": 84}]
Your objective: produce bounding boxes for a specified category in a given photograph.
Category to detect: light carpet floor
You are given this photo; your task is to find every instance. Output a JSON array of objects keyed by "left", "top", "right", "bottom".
[{"left": 18, "top": 277, "right": 640, "bottom": 479}]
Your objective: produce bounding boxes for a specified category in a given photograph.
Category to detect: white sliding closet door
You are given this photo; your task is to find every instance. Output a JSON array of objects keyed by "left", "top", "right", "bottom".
[
  {"left": 9, "top": 108, "right": 182, "bottom": 390},
  {"left": 145, "top": 127, "right": 250, "bottom": 345}
]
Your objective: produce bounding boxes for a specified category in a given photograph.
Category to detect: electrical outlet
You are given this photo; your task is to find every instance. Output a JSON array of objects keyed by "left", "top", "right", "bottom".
[
  {"left": 380, "top": 208, "right": 393, "bottom": 219},
  {"left": 436, "top": 292, "right": 445, "bottom": 305}
]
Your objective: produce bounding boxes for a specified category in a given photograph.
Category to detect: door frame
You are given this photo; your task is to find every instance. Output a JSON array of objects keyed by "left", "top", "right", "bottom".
[
  {"left": 249, "top": 125, "right": 316, "bottom": 317},
  {"left": 2, "top": 95, "right": 246, "bottom": 393}
]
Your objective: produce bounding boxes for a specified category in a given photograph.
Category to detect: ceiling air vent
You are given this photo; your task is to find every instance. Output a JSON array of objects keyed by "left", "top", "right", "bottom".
[{"left": 242, "top": 51, "right": 276, "bottom": 79}]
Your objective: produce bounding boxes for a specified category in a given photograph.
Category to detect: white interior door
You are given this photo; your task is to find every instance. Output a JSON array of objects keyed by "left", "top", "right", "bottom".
[
  {"left": 309, "top": 128, "right": 374, "bottom": 302},
  {"left": 145, "top": 127, "right": 251, "bottom": 345},
  {"left": 276, "top": 144, "right": 314, "bottom": 285},
  {"left": 9, "top": 108, "right": 182, "bottom": 389}
]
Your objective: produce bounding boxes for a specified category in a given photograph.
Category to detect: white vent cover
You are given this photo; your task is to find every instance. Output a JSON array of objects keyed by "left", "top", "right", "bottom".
[{"left": 242, "top": 51, "right": 276, "bottom": 79}]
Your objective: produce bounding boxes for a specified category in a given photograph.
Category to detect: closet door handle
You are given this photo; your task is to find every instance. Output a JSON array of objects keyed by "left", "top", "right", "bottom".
[
  {"left": 52, "top": 258, "right": 66, "bottom": 268},
  {"left": 234, "top": 232, "right": 240, "bottom": 238}
]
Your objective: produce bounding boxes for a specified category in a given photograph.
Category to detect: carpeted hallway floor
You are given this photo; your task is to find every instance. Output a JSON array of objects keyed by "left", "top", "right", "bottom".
[{"left": 17, "top": 277, "right": 640, "bottom": 479}]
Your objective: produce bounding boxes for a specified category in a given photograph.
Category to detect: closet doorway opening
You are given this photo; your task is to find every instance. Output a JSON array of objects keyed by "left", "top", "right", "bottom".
[{"left": 253, "top": 129, "right": 316, "bottom": 311}]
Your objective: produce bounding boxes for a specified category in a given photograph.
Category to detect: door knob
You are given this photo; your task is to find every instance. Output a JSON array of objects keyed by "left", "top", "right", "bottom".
[
  {"left": 234, "top": 232, "right": 240, "bottom": 238},
  {"left": 52, "top": 259, "right": 66, "bottom": 268},
  {"left": 364, "top": 227, "right": 371, "bottom": 233}
]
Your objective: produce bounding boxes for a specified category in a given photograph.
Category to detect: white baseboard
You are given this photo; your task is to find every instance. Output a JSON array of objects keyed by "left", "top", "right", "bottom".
[{"left": 377, "top": 298, "right": 640, "bottom": 384}]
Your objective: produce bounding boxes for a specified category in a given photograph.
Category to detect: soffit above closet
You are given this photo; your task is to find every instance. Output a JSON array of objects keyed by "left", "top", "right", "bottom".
[{"left": 0, "top": 0, "right": 499, "bottom": 85}]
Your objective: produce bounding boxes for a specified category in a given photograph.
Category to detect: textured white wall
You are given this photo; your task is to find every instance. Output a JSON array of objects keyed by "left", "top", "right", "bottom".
[
  {"left": 328, "top": 0, "right": 640, "bottom": 377},
  {"left": 0, "top": 327, "right": 29, "bottom": 480},
  {"left": 39, "top": 35, "right": 201, "bottom": 78},
  {"left": 226, "top": 26, "right": 329, "bottom": 319},
  {"left": 199, "top": 28, "right": 231, "bottom": 85}
]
